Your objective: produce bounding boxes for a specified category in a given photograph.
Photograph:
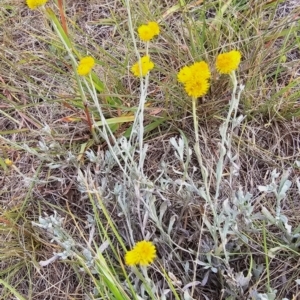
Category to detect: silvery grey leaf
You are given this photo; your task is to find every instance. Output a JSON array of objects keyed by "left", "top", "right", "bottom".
[
  {"left": 235, "top": 272, "right": 251, "bottom": 288},
  {"left": 182, "top": 281, "right": 201, "bottom": 291}
]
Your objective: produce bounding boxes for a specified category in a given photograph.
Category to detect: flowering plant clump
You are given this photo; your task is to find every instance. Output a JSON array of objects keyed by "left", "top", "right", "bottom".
[
  {"left": 125, "top": 240, "right": 156, "bottom": 266},
  {"left": 77, "top": 56, "right": 95, "bottom": 76},
  {"left": 26, "top": 0, "right": 48, "bottom": 9},
  {"left": 177, "top": 61, "right": 211, "bottom": 98},
  {"left": 216, "top": 50, "right": 241, "bottom": 74},
  {"left": 138, "top": 21, "right": 160, "bottom": 42},
  {"left": 131, "top": 55, "right": 154, "bottom": 77}
]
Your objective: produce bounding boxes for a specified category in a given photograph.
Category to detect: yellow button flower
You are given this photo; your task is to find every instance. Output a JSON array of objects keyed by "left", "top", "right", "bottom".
[
  {"left": 77, "top": 56, "right": 95, "bottom": 76},
  {"left": 177, "top": 66, "right": 192, "bottom": 84},
  {"left": 147, "top": 22, "right": 160, "bottom": 36},
  {"left": 125, "top": 240, "right": 156, "bottom": 266},
  {"left": 138, "top": 21, "right": 160, "bottom": 42},
  {"left": 216, "top": 50, "right": 241, "bottom": 74},
  {"left": 26, "top": 0, "right": 48, "bottom": 9},
  {"left": 177, "top": 61, "right": 211, "bottom": 98},
  {"left": 189, "top": 61, "right": 211, "bottom": 80},
  {"left": 184, "top": 77, "right": 210, "bottom": 98},
  {"left": 131, "top": 55, "right": 154, "bottom": 77},
  {"left": 4, "top": 158, "right": 13, "bottom": 167}
]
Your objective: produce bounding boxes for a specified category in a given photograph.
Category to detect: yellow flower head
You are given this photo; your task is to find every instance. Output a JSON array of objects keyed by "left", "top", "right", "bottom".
[
  {"left": 77, "top": 56, "right": 95, "bottom": 76},
  {"left": 190, "top": 61, "right": 211, "bottom": 80},
  {"left": 184, "top": 77, "right": 210, "bottom": 98},
  {"left": 26, "top": 0, "right": 48, "bottom": 9},
  {"left": 138, "top": 21, "right": 160, "bottom": 42},
  {"left": 216, "top": 50, "right": 241, "bottom": 74},
  {"left": 177, "top": 61, "right": 210, "bottom": 97},
  {"left": 177, "top": 66, "right": 192, "bottom": 84},
  {"left": 131, "top": 55, "right": 154, "bottom": 77},
  {"left": 125, "top": 240, "right": 156, "bottom": 266},
  {"left": 148, "top": 22, "right": 160, "bottom": 36},
  {"left": 4, "top": 158, "right": 13, "bottom": 167}
]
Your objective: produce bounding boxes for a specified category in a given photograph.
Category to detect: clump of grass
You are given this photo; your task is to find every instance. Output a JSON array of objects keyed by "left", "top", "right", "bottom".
[{"left": 1, "top": 0, "right": 300, "bottom": 299}]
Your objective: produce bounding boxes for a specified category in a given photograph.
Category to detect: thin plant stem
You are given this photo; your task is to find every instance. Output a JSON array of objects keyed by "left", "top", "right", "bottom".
[
  {"left": 83, "top": 102, "right": 93, "bottom": 136},
  {"left": 57, "top": 0, "right": 68, "bottom": 36},
  {"left": 124, "top": 0, "right": 151, "bottom": 182},
  {"left": 192, "top": 97, "right": 217, "bottom": 225},
  {"left": 215, "top": 71, "right": 239, "bottom": 199}
]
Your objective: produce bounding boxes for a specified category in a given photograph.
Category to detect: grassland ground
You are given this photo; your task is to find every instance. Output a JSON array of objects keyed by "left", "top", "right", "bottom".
[{"left": 0, "top": 0, "right": 300, "bottom": 299}]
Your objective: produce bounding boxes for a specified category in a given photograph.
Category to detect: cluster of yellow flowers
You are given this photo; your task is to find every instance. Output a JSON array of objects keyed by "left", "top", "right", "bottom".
[
  {"left": 25, "top": 0, "right": 243, "bottom": 265},
  {"left": 125, "top": 240, "right": 156, "bottom": 266},
  {"left": 177, "top": 50, "right": 241, "bottom": 98},
  {"left": 130, "top": 20, "right": 241, "bottom": 87},
  {"left": 26, "top": 0, "right": 48, "bottom": 10},
  {"left": 130, "top": 21, "right": 159, "bottom": 78},
  {"left": 177, "top": 61, "right": 211, "bottom": 98}
]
